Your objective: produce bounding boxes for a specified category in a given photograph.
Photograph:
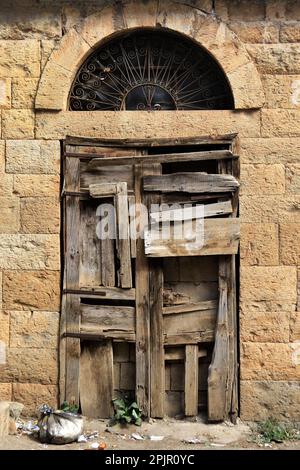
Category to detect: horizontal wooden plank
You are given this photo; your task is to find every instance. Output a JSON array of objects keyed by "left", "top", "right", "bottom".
[
  {"left": 64, "top": 287, "right": 135, "bottom": 300},
  {"left": 143, "top": 172, "right": 239, "bottom": 193},
  {"left": 81, "top": 304, "right": 135, "bottom": 332},
  {"left": 164, "top": 309, "right": 217, "bottom": 337},
  {"left": 165, "top": 347, "right": 207, "bottom": 361},
  {"left": 145, "top": 218, "right": 240, "bottom": 257},
  {"left": 150, "top": 201, "right": 232, "bottom": 223},
  {"left": 80, "top": 164, "right": 134, "bottom": 191},
  {"left": 89, "top": 183, "right": 117, "bottom": 198},
  {"left": 163, "top": 300, "right": 218, "bottom": 315},
  {"left": 64, "top": 331, "right": 136, "bottom": 342},
  {"left": 66, "top": 150, "right": 234, "bottom": 167},
  {"left": 164, "top": 330, "right": 215, "bottom": 345},
  {"left": 65, "top": 133, "right": 237, "bottom": 148}
]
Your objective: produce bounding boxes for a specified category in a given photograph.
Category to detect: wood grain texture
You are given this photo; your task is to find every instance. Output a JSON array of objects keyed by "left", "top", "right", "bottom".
[
  {"left": 143, "top": 172, "right": 239, "bottom": 193},
  {"left": 116, "top": 182, "right": 132, "bottom": 288},
  {"left": 185, "top": 345, "right": 199, "bottom": 417},
  {"left": 150, "top": 200, "right": 232, "bottom": 223}
]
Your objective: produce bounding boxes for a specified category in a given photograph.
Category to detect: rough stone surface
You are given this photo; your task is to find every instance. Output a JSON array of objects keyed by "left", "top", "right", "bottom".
[
  {"left": 230, "top": 22, "right": 279, "bottom": 43},
  {"left": 247, "top": 44, "right": 300, "bottom": 74},
  {"left": 3, "top": 270, "right": 60, "bottom": 311},
  {"left": 240, "top": 309, "right": 290, "bottom": 343},
  {"left": 20, "top": 197, "right": 60, "bottom": 233},
  {"left": 13, "top": 175, "right": 60, "bottom": 197},
  {"left": 280, "top": 223, "right": 300, "bottom": 265},
  {"left": 1, "top": 348, "right": 58, "bottom": 384},
  {"left": 290, "top": 310, "right": 300, "bottom": 342},
  {"left": 241, "top": 342, "right": 300, "bottom": 380},
  {"left": 12, "top": 383, "right": 57, "bottom": 417},
  {"left": 0, "top": 383, "right": 12, "bottom": 401},
  {"left": 2, "top": 109, "right": 35, "bottom": 139},
  {"left": 240, "top": 223, "right": 279, "bottom": 265},
  {"left": 6, "top": 140, "right": 60, "bottom": 174},
  {"left": 262, "top": 74, "right": 300, "bottom": 108},
  {"left": 0, "top": 311, "right": 9, "bottom": 345},
  {"left": 0, "top": 197, "right": 19, "bottom": 233},
  {"left": 240, "top": 266, "right": 297, "bottom": 302},
  {"left": 10, "top": 311, "right": 59, "bottom": 348},
  {"left": 0, "top": 78, "right": 11, "bottom": 109},
  {"left": 240, "top": 381, "right": 300, "bottom": 422},
  {"left": 240, "top": 195, "right": 300, "bottom": 223},
  {"left": 280, "top": 23, "right": 300, "bottom": 42},
  {"left": 0, "top": 235, "right": 60, "bottom": 270},
  {"left": 241, "top": 137, "right": 300, "bottom": 164},
  {"left": 240, "top": 164, "right": 285, "bottom": 195},
  {"left": 11, "top": 78, "right": 39, "bottom": 109},
  {"left": 0, "top": 40, "right": 40, "bottom": 77},
  {"left": 286, "top": 164, "right": 300, "bottom": 193}
]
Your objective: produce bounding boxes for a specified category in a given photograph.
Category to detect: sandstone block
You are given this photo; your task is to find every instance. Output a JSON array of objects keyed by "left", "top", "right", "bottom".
[
  {"left": 1, "top": 348, "right": 57, "bottom": 384},
  {"left": 0, "top": 78, "right": 11, "bottom": 109},
  {"left": 280, "top": 23, "right": 300, "bottom": 42},
  {"left": 0, "top": 383, "right": 12, "bottom": 401},
  {"left": 41, "top": 39, "right": 60, "bottom": 70},
  {"left": 20, "top": 197, "right": 60, "bottom": 234},
  {"left": 0, "top": 174, "right": 13, "bottom": 197},
  {"left": 10, "top": 311, "right": 59, "bottom": 349},
  {"left": 240, "top": 266, "right": 297, "bottom": 303},
  {"left": 0, "top": 402, "right": 9, "bottom": 438},
  {"left": 240, "top": 309, "right": 290, "bottom": 343},
  {"left": 2, "top": 109, "right": 35, "bottom": 139},
  {"left": 230, "top": 22, "right": 278, "bottom": 43},
  {"left": 0, "top": 197, "right": 19, "bottom": 233},
  {"left": 247, "top": 44, "right": 300, "bottom": 74},
  {"left": 0, "top": 234, "right": 60, "bottom": 270},
  {"left": 286, "top": 164, "right": 300, "bottom": 193},
  {"left": 240, "top": 195, "right": 300, "bottom": 223},
  {"left": 262, "top": 109, "right": 300, "bottom": 137},
  {"left": 12, "top": 383, "right": 58, "bottom": 416},
  {"left": 280, "top": 223, "right": 300, "bottom": 265},
  {"left": 240, "top": 137, "right": 300, "bottom": 164},
  {"left": 12, "top": 78, "right": 39, "bottom": 109},
  {"left": 0, "top": 140, "right": 4, "bottom": 172},
  {"left": 266, "top": 0, "right": 286, "bottom": 20},
  {"left": 226, "top": 0, "right": 265, "bottom": 20},
  {"left": 262, "top": 74, "right": 300, "bottom": 108},
  {"left": 240, "top": 381, "right": 300, "bottom": 422},
  {"left": 241, "top": 164, "right": 285, "bottom": 195},
  {"left": 240, "top": 223, "right": 279, "bottom": 266},
  {"left": 35, "top": 110, "right": 261, "bottom": 140},
  {"left": 0, "top": 40, "right": 40, "bottom": 78},
  {"left": 241, "top": 342, "right": 300, "bottom": 380},
  {"left": 6, "top": 140, "right": 60, "bottom": 174},
  {"left": 3, "top": 270, "right": 60, "bottom": 311},
  {"left": 13, "top": 175, "right": 60, "bottom": 197},
  {"left": 0, "top": 312, "right": 9, "bottom": 345},
  {"left": 290, "top": 310, "right": 300, "bottom": 342}
]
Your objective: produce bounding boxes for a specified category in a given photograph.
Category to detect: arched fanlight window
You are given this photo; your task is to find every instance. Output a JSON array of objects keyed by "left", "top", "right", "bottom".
[{"left": 69, "top": 29, "right": 234, "bottom": 111}]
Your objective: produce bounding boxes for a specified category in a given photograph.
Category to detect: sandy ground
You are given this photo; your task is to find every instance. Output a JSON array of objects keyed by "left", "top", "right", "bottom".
[{"left": 1, "top": 416, "right": 300, "bottom": 450}]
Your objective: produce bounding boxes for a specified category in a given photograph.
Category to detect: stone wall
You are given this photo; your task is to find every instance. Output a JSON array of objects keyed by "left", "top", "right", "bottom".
[{"left": 0, "top": 0, "right": 299, "bottom": 421}]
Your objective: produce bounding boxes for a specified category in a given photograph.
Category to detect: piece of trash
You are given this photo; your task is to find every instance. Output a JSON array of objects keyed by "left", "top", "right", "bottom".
[
  {"left": 38, "top": 404, "right": 83, "bottom": 445},
  {"left": 182, "top": 438, "right": 202, "bottom": 444},
  {"left": 77, "top": 435, "right": 87, "bottom": 443},
  {"left": 90, "top": 442, "right": 100, "bottom": 449},
  {"left": 98, "top": 442, "right": 107, "bottom": 450},
  {"left": 131, "top": 433, "right": 144, "bottom": 440},
  {"left": 87, "top": 442, "right": 107, "bottom": 451},
  {"left": 18, "top": 420, "right": 39, "bottom": 435},
  {"left": 210, "top": 443, "right": 226, "bottom": 447},
  {"left": 77, "top": 431, "right": 99, "bottom": 443},
  {"left": 149, "top": 435, "right": 164, "bottom": 441},
  {"left": 264, "top": 443, "right": 272, "bottom": 448}
]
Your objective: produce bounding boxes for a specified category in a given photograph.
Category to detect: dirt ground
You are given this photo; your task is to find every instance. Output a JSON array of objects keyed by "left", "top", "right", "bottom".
[{"left": 1, "top": 416, "right": 300, "bottom": 451}]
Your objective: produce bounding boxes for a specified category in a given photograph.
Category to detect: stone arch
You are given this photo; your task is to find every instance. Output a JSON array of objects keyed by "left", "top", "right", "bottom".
[{"left": 35, "top": 1, "right": 264, "bottom": 111}]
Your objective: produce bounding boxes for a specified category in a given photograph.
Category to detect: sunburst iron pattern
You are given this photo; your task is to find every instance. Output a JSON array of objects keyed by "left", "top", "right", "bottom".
[{"left": 69, "top": 30, "right": 234, "bottom": 111}]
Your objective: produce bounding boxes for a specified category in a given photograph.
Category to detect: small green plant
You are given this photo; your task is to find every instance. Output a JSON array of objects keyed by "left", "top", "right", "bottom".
[
  {"left": 111, "top": 397, "right": 142, "bottom": 426},
  {"left": 60, "top": 401, "right": 80, "bottom": 414},
  {"left": 258, "top": 418, "right": 295, "bottom": 443}
]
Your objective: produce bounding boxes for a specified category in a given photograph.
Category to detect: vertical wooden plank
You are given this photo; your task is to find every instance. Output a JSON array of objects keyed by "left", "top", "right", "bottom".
[
  {"left": 116, "top": 182, "right": 132, "bottom": 288},
  {"left": 134, "top": 163, "right": 151, "bottom": 416},
  {"left": 79, "top": 201, "right": 102, "bottom": 287},
  {"left": 80, "top": 340, "right": 114, "bottom": 418},
  {"left": 207, "top": 259, "right": 229, "bottom": 421},
  {"left": 128, "top": 195, "right": 136, "bottom": 258},
  {"left": 64, "top": 156, "right": 81, "bottom": 405},
  {"left": 101, "top": 236, "right": 115, "bottom": 287},
  {"left": 184, "top": 345, "right": 199, "bottom": 417}
]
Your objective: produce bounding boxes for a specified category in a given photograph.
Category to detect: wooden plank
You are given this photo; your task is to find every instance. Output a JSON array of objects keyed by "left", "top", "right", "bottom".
[
  {"left": 128, "top": 195, "right": 137, "bottom": 258},
  {"left": 64, "top": 157, "right": 81, "bottom": 405},
  {"left": 64, "top": 286, "right": 135, "bottom": 300},
  {"left": 79, "top": 201, "right": 101, "bottom": 287},
  {"left": 150, "top": 260, "right": 164, "bottom": 418},
  {"left": 134, "top": 162, "right": 151, "bottom": 416},
  {"left": 164, "top": 309, "right": 217, "bottom": 337},
  {"left": 69, "top": 150, "right": 234, "bottom": 167},
  {"left": 164, "top": 330, "right": 214, "bottom": 345},
  {"left": 89, "top": 183, "right": 117, "bottom": 198},
  {"left": 80, "top": 340, "right": 113, "bottom": 418},
  {"left": 163, "top": 287, "right": 190, "bottom": 306},
  {"left": 185, "top": 345, "right": 199, "bottom": 417},
  {"left": 163, "top": 300, "right": 217, "bottom": 315},
  {"left": 207, "top": 260, "right": 229, "bottom": 421},
  {"left": 67, "top": 331, "right": 136, "bottom": 342},
  {"left": 165, "top": 347, "right": 207, "bottom": 361},
  {"left": 144, "top": 218, "right": 240, "bottom": 257},
  {"left": 115, "top": 182, "right": 132, "bottom": 288},
  {"left": 143, "top": 172, "right": 239, "bottom": 193},
  {"left": 65, "top": 133, "right": 237, "bottom": 148},
  {"left": 81, "top": 304, "right": 135, "bottom": 332},
  {"left": 150, "top": 200, "right": 232, "bottom": 223},
  {"left": 81, "top": 164, "right": 134, "bottom": 192}
]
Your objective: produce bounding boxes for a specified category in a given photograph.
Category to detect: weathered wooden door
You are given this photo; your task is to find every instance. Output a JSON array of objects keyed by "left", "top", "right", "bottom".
[{"left": 61, "top": 135, "right": 240, "bottom": 421}]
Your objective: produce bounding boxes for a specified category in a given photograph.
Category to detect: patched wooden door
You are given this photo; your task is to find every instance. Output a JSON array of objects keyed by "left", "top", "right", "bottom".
[{"left": 61, "top": 135, "right": 240, "bottom": 421}]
